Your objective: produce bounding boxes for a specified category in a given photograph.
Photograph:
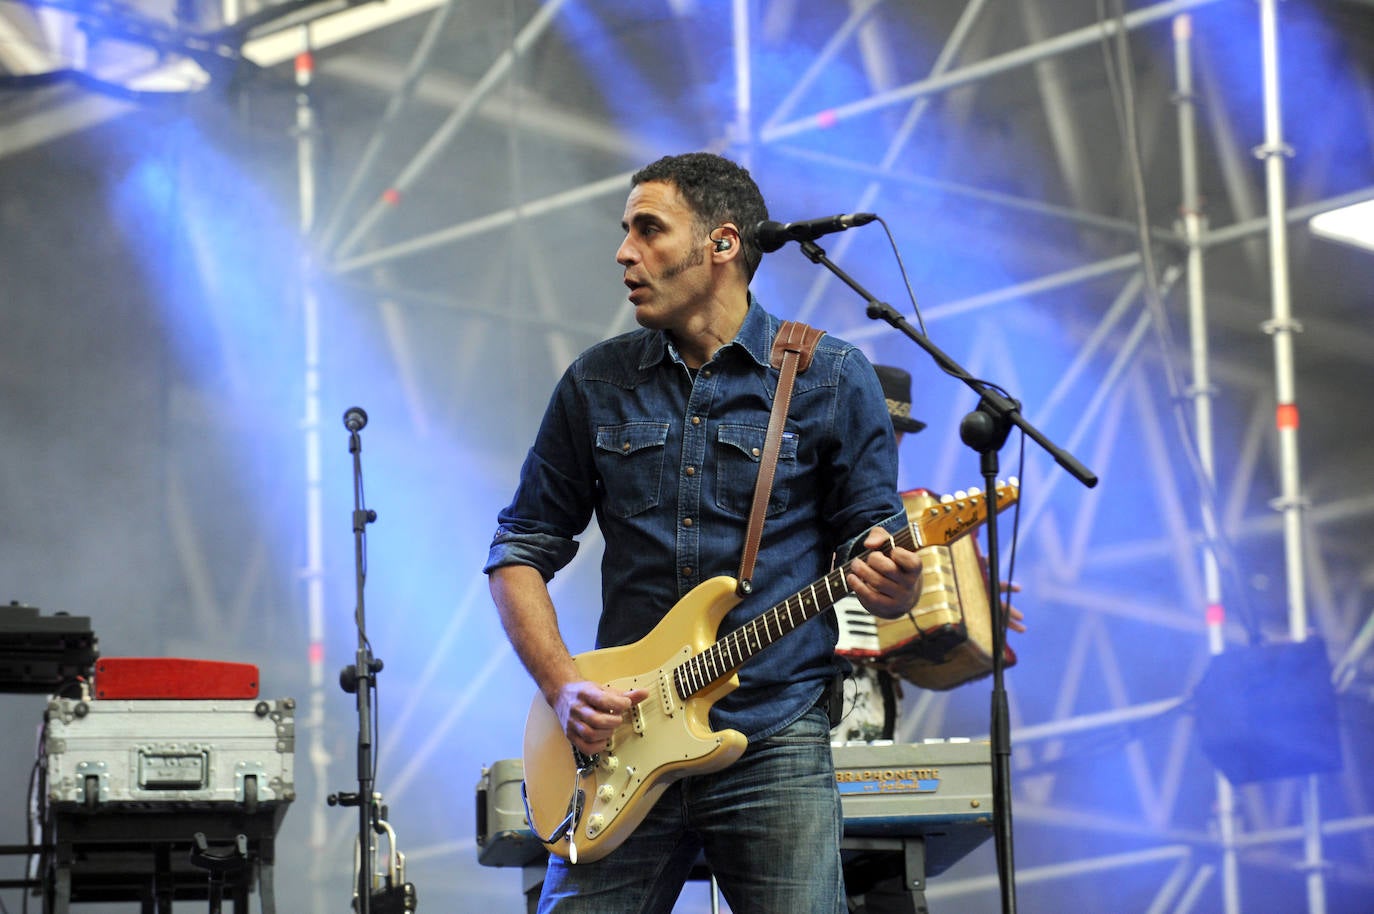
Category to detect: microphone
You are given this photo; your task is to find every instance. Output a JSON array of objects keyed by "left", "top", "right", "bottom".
[
  {"left": 343, "top": 406, "right": 368, "bottom": 432},
  {"left": 754, "top": 213, "right": 877, "bottom": 252}
]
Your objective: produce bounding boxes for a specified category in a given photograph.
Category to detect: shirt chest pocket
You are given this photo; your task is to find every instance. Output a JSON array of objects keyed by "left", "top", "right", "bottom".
[
  {"left": 715, "top": 424, "right": 799, "bottom": 519},
  {"left": 594, "top": 421, "right": 670, "bottom": 518}
]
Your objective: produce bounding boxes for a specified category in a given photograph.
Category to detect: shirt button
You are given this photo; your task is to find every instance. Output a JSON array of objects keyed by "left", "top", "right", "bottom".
[
  {"left": 702, "top": 369, "right": 712, "bottom": 378},
  {"left": 751, "top": 447, "right": 760, "bottom": 457},
  {"left": 685, "top": 466, "right": 696, "bottom": 476},
  {"left": 681, "top": 566, "right": 693, "bottom": 577},
  {"left": 622, "top": 442, "right": 632, "bottom": 452},
  {"left": 691, "top": 416, "right": 702, "bottom": 426},
  {"left": 682, "top": 517, "right": 694, "bottom": 527}
]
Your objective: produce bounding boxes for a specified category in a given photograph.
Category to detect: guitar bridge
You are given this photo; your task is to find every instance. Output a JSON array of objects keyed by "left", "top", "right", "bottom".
[{"left": 573, "top": 748, "right": 598, "bottom": 774}]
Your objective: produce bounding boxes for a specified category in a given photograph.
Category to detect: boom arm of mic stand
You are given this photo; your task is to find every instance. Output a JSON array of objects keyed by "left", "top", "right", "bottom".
[{"left": 794, "top": 239, "right": 1098, "bottom": 489}]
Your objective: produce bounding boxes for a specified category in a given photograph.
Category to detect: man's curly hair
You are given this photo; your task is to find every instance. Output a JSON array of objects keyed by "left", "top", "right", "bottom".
[{"left": 631, "top": 153, "right": 768, "bottom": 281}]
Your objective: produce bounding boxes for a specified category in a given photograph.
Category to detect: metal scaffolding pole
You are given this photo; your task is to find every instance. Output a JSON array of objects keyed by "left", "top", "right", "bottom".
[
  {"left": 818, "top": 186, "right": 1373, "bottom": 338},
  {"left": 773, "top": 144, "right": 1154, "bottom": 242},
  {"left": 1202, "top": 185, "right": 1374, "bottom": 248},
  {"left": 1256, "top": 1, "right": 1325, "bottom": 910},
  {"left": 759, "top": 0, "right": 886, "bottom": 134},
  {"left": 1173, "top": 15, "right": 1240, "bottom": 912},
  {"left": 790, "top": 0, "right": 992, "bottom": 324},
  {"left": 330, "top": 171, "right": 634, "bottom": 274},
  {"left": 317, "top": 0, "right": 460, "bottom": 253},
  {"left": 759, "top": 0, "right": 1228, "bottom": 145},
  {"left": 927, "top": 845, "right": 1195, "bottom": 902},
  {"left": 331, "top": 0, "right": 569, "bottom": 262},
  {"left": 729, "top": 0, "right": 752, "bottom": 152},
  {"left": 290, "top": 39, "right": 333, "bottom": 914}
]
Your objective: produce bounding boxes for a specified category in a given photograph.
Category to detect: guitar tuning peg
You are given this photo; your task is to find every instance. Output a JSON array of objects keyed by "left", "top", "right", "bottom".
[
  {"left": 954, "top": 490, "right": 968, "bottom": 500},
  {"left": 968, "top": 485, "right": 982, "bottom": 495},
  {"left": 939, "top": 493, "right": 954, "bottom": 504},
  {"left": 1009, "top": 476, "right": 1020, "bottom": 488}
]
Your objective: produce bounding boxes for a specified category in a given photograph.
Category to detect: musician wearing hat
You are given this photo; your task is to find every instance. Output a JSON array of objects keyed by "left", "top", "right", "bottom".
[
  {"left": 830, "top": 363, "right": 1025, "bottom": 745},
  {"left": 830, "top": 364, "right": 924, "bottom": 744},
  {"left": 833, "top": 363, "right": 1026, "bottom": 913},
  {"left": 874, "top": 363, "right": 927, "bottom": 439}
]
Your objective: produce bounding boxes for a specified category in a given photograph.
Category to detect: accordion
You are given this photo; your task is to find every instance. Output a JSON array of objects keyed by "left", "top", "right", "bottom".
[{"left": 835, "top": 487, "right": 1016, "bottom": 690}]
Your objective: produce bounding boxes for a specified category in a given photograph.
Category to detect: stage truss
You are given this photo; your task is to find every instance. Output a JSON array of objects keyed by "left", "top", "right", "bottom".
[{"left": 4, "top": 1, "right": 1373, "bottom": 912}]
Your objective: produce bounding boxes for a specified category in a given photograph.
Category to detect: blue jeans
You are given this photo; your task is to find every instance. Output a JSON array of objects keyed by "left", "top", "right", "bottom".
[{"left": 537, "top": 706, "right": 845, "bottom": 914}]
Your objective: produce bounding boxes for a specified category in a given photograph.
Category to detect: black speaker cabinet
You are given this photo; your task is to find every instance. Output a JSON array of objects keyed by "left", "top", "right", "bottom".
[{"left": 1195, "top": 639, "right": 1342, "bottom": 784}]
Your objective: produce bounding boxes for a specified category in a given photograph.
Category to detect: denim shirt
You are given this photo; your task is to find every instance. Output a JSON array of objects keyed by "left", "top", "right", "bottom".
[{"left": 485, "top": 297, "right": 906, "bottom": 742}]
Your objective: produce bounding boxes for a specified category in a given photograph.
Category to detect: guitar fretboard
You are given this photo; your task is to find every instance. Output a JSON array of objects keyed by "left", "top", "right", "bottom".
[{"left": 672, "top": 523, "right": 920, "bottom": 700}]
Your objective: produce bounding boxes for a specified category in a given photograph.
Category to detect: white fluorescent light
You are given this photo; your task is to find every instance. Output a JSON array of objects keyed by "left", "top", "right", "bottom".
[
  {"left": 1309, "top": 198, "right": 1374, "bottom": 253},
  {"left": 241, "top": 0, "right": 447, "bottom": 68}
]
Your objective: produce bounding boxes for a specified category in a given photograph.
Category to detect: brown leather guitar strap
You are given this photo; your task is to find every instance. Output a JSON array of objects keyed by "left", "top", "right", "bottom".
[{"left": 736, "top": 319, "right": 825, "bottom": 597}]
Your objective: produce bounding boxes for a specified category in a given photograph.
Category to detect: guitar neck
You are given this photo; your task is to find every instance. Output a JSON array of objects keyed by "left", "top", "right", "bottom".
[{"left": 673, "top": 524, "right": 919, "bottom": 700}]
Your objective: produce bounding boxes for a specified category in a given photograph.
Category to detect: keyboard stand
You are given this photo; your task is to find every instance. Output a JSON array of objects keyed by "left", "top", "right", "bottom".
[{"left": 842, "top": 835, "right": 929, "bottom": 914}]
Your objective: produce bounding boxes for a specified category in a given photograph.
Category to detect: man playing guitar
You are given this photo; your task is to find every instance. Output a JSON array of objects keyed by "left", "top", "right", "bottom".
[{"left": 485, "top": 152, "right": 923, "bottom": 913}]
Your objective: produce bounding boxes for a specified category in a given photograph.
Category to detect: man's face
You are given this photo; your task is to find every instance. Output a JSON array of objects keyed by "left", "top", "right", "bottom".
[{"left": 617, "top": 180, "right": 713, "bottom": 333}]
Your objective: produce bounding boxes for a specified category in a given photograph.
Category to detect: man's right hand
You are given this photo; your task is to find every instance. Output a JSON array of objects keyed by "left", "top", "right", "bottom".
[{"left": 552, "top": 681, "right": 650, "bottom": 756}]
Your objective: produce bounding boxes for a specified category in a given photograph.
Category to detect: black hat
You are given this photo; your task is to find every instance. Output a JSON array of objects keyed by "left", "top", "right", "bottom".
[{"left": 874, "top": 364, "right": 926, "bottom": 434}]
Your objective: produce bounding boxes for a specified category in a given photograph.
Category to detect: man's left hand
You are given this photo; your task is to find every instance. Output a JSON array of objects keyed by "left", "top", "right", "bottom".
[{"left": 847, "top": 526, "right": 924, "bottom": 620}]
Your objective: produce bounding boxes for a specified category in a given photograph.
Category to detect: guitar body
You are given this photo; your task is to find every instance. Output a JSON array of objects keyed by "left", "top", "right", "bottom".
[
  {"left": 523, "top": 575, "right": 750, "bottom": 863},
  {"left": 520, "top": 481, "right": 1018, "bottom": 866}
]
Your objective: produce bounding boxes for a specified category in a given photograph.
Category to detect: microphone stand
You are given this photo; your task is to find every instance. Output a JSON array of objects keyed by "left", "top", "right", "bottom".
[
  {"left": 331, "top": 407, "right": 382, "bottom": 914},
  {"left": 793, "top": 238, "right": 1098, "bottom": 914}
]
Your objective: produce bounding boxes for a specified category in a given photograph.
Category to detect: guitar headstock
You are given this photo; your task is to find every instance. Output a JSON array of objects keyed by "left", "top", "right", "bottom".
[{"left": 912, "top": 478, "right": 1019, "bottom": 547}]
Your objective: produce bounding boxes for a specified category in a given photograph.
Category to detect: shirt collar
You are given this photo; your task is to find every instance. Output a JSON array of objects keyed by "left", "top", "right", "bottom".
[
  {"left": 732, "top": 294, "right": 774, "bottom": 369},
  {"left": 637, "top": 293, "right": 772, "bottom": 371}
]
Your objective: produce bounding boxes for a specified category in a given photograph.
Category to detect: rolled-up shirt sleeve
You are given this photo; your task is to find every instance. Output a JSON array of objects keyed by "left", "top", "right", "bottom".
[
  {"left": 834, "top": 507, "right": 911, "bottom": 566},
  {"left": 483, "top": 369, "right": 595, "bottom": 581}
]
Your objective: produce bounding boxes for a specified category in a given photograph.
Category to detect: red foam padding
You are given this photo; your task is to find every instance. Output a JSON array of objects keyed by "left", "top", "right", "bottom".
[{"left": 94, "top": 658, "right": 260, "bottom": 700}]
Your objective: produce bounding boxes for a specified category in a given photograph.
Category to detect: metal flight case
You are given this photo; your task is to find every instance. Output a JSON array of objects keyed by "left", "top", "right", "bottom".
[{"left": 40, "top": 696, "right": 295, "bottom": 914}]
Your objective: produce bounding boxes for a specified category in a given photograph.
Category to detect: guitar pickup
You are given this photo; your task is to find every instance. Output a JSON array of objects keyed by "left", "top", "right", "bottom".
[{"left": 658, "top": 668, "right": 677, "bottom": 718}]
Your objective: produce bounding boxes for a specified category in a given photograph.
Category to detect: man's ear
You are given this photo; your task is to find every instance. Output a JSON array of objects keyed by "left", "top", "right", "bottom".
[{"left": 711, "top": 223, "right": 741, "bottom": 259}]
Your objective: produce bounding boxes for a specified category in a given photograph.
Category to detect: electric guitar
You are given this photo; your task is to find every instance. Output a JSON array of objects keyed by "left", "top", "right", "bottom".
[{"left": 522, "top": 480, "right": 1018, "bottom": 863}]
